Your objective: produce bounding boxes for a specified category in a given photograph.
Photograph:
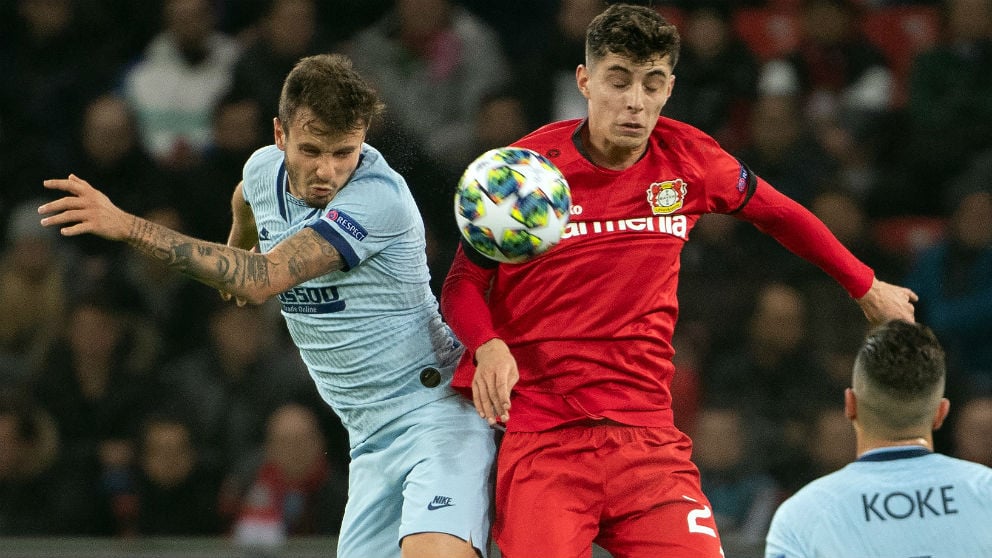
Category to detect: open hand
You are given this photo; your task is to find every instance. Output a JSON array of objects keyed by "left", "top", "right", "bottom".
[{"left": 38, "top": 175, "right": 134, "bottom": 241}]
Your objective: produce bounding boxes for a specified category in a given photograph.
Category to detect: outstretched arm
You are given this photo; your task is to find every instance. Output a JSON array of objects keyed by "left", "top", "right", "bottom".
[
  {"left": 39, "top": 175, "right": 344, "bottom": 304},
  {"left": 736, "top": 179, "right": 917, "bottom": 325}
]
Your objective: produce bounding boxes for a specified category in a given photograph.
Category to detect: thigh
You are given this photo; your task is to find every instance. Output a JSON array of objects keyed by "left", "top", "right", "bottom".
[
  {"left": 399, "top": 396, "right": 497, "bottom": 557},
  {"left": 596, "top": 427, "right": 724, "bottom": 558},
  {"left": 402, "top": 532, "right": 481, "bottom": 558},
  {"left": 339, "top": 396, "right": 496, "bottom": 558},
  {"left": 494, "top": 429, "right": 602, "bottom": 558},
  {"left": 337, "top": 448, "right": 404, "bottom": 558}
]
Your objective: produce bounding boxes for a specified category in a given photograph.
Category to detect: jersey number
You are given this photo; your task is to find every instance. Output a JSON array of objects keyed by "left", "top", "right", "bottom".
[{"left": 687, "top": 503, "right": 717, "bottom": 538}]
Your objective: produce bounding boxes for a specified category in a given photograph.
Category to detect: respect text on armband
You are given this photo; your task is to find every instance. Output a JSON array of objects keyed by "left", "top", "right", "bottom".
[
  {"left": 279, "top": 285, "right": 346, "bottom": 314},
  {"left": 862, "top": 485, "right": 958, "bottom": 522}
]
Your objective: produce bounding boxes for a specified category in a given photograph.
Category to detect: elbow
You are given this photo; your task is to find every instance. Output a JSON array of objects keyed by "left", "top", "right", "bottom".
[
  {"left": 244, "top": 292, "right": 273, "bottom": 306},
  {"left": 238, "top": 284, "right": 281, "bottom": 306}
]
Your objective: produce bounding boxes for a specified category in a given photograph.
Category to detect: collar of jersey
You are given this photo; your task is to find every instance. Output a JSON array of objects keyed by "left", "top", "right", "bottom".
[{"left": 856, "top": 446, "right": 932, "bottom": 462}]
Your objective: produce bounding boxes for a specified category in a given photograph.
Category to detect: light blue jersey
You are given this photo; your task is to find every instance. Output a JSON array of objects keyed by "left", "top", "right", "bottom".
[
  {"left": 243, "top": 144, "right": 463, "bottom": 443},
  {"left": 242, "top": 144, "right": 495, "bottom": 558},
  {"left": 765, "top": 447, "right": 992, "bottom": 558}
]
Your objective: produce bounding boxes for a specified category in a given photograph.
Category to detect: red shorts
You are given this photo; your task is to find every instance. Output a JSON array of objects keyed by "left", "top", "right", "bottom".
[{"left": 494, "top": 422, "right": 724, "bottom": 558}]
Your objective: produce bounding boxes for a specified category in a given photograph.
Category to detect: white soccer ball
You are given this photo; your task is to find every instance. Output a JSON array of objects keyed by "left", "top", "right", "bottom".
[{"left": 454, "top": 147, "right": 571, "bottom": 264}]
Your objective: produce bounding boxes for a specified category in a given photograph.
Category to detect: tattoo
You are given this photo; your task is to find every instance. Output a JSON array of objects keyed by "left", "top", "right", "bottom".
[
  {"left": 126, "top": 216, "right": 273, "bottom": 295},
  {"left": 124, "top": 216, "right": 341, "bottom": 301},
  {"left": 244, "top": 253, "right": 270, "bottom": 287}
]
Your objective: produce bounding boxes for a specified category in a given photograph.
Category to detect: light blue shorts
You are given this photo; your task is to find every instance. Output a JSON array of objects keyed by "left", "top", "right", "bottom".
[{"left": 336, "top": 394, "right": 497, "bottom": 558}]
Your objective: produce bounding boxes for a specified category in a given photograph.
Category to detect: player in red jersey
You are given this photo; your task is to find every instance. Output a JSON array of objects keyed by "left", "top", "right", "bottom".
[{"left": 440, "top": 4, "right": 918, "bottom": 558}]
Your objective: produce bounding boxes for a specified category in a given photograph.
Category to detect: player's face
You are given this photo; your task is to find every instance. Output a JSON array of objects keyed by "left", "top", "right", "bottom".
[
  {"left": 274, "top": 109, "right": 366, "bottom": 209},
  {"left": 577, "top": 52, "right": 674, "bottom": 157}
]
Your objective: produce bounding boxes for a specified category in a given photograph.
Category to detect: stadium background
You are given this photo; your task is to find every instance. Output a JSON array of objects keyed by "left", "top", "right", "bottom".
[{"left": 1, "top": 0, "right": 990, "bottom": 556}]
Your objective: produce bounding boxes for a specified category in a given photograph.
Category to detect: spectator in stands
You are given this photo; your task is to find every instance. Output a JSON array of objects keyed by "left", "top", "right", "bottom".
[
  {"left": 880, "top": 0, "right": 992, "bottom": 215},
  {"left": 69, "top": 94, "right": 176, "bottom": 263},
  {"left": 951, "top": 394, "right": 992, "bottom": 467},
  {"left": 759, "top": 0, "right": 897, "bottom": 207},
  {"left": 129, "top": 410, "right": 224, "bottom": 536},
  {"left": 344, "top": 0, "right": 511, "bottom": 170},
  {"left": 176, "top": 92, "right": 267, "bottom": 243},
  {"left": 157, "top": 299, "right": 329, "bottom": 479},
  {"left": 231, "top": 0, "right": 331, "bottom": 123},
  {"left": 121, "top": 0, "right": 241, "bottom": 169},
  {"left": 761, "top": 0, "right": 896, "bottom": 129},
  {"left": 703, "top": 282, "right": 837, "bottom": 492},
  {"left": 692, "top": 403, "right": 781, "bottom": 547},
  {"left": 0, "top": 0, "right": 123, "bottom": 204},
  {"left": 231, "top": 403, "right": 348, "bottom": 545},
  {"left": 73, "top": 94, "right": 175, "bottom": 217},
  {"left": 512, "top": 0, "right": 602, "bottom": 126},
  {"left": 31, "top": 286, "right": 162, "bottom": 535},
  {"left": 0, "top": 391, "right": 106, "bottom": 535},
  {"left": 734, "top": 93, "right": 839, "bottom": 207},
  {"left": 904, "top": 187, "right": 992, "bottom": 394},
  {"left": 0, "top": 200, "right": 68, "bottom": 386},
  {"left": 663, "top": 3, "right": 759, "bottom": 150}
]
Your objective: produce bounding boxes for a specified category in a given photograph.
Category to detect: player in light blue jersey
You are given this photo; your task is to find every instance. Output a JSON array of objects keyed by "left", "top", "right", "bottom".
[
  {"left": 765, "top": 320, "right": 992, "bottom": 558},
  {"left": 39, "top": 54, "right": 496, "bottom": 558}
]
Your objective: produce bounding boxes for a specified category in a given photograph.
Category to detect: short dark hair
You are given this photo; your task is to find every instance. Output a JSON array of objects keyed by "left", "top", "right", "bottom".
[
  {"left": 586, "top": 3, "right": 681, "bottom": 68},
  {"left": 856, "top": 320, "right": 945, "bottom": 398},
  {"left": 853, "top": 320, "right": 946, "bottom": 432},
  {"left": 278, "top": 53, "right": 385, "bottom": 136}
]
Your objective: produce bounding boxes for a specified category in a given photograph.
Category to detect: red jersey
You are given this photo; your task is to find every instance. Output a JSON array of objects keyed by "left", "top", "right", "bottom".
[{"left": 441, "top": 117, "right": 873, "bottom": 433}]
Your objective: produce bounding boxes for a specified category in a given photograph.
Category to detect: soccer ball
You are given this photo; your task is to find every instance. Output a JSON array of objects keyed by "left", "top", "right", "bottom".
[{"left": 454, "top": 147, "right": 571, "bottom": 264}]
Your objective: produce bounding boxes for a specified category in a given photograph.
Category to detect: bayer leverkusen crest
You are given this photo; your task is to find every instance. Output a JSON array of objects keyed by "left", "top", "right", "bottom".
[{"left": 647, "top": 179, "right": 687, "bottom": 215}]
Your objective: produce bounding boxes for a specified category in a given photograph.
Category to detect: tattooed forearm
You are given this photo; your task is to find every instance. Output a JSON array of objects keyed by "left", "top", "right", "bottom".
[
  {"left": 130, "top": 218, "right": 175, "bottom": 264},
  {"left": 121, "top": 215, "right": 341, "bottom": 303},
  {"left": 125, "top": 216, "right": 274, "bottom": 297},
  {"left": 242, "top": 252, "right": 271, "bottom": 289}
]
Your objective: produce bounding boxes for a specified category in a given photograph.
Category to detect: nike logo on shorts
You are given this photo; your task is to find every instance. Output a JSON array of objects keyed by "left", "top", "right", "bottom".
[{"left": 427, "top": 496, "right": 454, "bottom": 510}]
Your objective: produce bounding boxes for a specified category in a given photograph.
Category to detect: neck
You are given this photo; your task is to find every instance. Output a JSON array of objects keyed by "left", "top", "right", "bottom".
[{"left": 578, "top": 123, "right": 644, "bottom": 170}]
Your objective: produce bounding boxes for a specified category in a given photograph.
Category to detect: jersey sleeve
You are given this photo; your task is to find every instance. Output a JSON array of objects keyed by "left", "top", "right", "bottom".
[
  {"left": 736, "top": 178, "right": 875, "bottom": 298},
  {"left": 440, "top": 243, "right": 500, "bottom": 352},
  {"left": 307, "top": 175, "right": 410, "bottom": 271}
]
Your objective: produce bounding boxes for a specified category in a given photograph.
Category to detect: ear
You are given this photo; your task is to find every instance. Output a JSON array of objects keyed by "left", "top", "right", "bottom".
[
  {"left": 844, "top": 388, "right": 857, "bottom": 421},
  {"left": 273, "top": 117, "right": 286, "bottom": 150},
  {"left": 932, "top": 397, "right": 951, "bottom": 431},
  {"left": 576, "top": 64, "right": 591, "bottom": 99}
]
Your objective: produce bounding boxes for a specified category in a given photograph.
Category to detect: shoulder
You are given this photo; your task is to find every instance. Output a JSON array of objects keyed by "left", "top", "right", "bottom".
[
  {"left": 352, "top": 144, "right": 407, "bottom": 193},
  {"left": 516, "top": 119, "right": 582, "bottom": 145},
  {"left": 652, "top": 116, "right": 723, "bottom": 155},
  {"left": 777, "top": 467, "right": 852, "bottom": 512},
  {"left": 931, "top": 453, "right": 992, "bottom": 480},
  {"left": 334, "top": 144, "right": 414, "bottom": 215},
  {"left": 244, "top": 145, "right": 282, "bottom": 175},
  {"left": 513, "top": 119, "right": 584, "bottom": 167}
]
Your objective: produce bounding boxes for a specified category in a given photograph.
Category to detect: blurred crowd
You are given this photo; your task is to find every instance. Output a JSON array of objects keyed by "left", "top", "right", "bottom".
[{"left": 0, "top": 0, "right": 990, "bottom": 547}]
